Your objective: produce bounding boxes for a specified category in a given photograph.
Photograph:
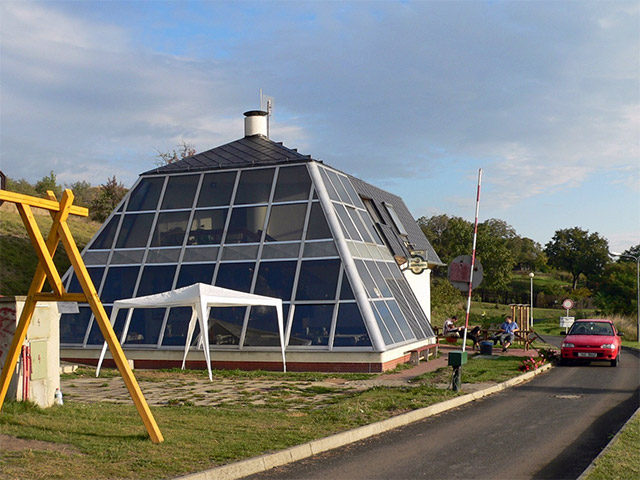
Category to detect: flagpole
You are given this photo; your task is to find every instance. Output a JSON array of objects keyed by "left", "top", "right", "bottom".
[{"left": 462, "top": 168, "right": 482, "bottom": 351}]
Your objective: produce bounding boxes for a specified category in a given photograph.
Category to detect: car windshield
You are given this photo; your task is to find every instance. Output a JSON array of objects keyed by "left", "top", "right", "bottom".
[{"left": 568, "top": 322, "right": 614, "bottom": 336}]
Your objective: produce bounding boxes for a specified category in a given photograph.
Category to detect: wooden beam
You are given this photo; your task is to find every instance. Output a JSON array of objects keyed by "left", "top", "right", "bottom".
[
  {"left": 16, "top": 203, "right": 64, "bottom": 296},
  {"left": 33, "top": 293, "right": 88, "bottom": 302},
  {"left": 0, "top": 189, "right": 88, "bottom": 217},
  {"left": 54, "top": 191, "right": 164, "bottom": 443}
]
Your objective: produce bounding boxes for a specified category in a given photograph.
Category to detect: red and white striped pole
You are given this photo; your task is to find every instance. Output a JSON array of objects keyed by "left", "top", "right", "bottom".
[{"left": 462, "top": 168, "right": 482, "bottom": 351}]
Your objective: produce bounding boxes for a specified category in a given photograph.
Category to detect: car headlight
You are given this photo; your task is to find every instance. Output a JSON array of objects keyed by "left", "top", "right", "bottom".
[
  {"left": 601, "top": 344, "right": 616, "bottom": 349},
  {"left": 562, "top": 342, "right": 574, "bottom": 348}
]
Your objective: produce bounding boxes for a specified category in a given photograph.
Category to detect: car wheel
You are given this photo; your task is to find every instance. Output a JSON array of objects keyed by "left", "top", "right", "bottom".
[{"left": 611, "top": 355, "right": 619, "bottom": 367}]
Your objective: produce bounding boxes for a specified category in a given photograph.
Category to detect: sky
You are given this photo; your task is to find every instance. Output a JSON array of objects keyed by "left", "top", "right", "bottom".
[{"left": 0, "top": 0, "right": 638, "bottom": 253}]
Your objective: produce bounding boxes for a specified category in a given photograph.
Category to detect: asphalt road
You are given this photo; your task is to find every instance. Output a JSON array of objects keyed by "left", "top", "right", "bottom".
[{"left": 245, "top": 342, "right": 639, "bottom": 480}]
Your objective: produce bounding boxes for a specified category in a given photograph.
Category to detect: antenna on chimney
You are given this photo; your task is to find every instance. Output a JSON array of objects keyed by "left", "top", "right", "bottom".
[{"left": 259, "top": 89, "right": 274, "bottom": 137}]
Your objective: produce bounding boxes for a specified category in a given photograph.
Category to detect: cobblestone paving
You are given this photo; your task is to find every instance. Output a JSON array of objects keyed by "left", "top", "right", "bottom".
[{"left": 61, "top": 346, "right": 537, "bottom": 408}]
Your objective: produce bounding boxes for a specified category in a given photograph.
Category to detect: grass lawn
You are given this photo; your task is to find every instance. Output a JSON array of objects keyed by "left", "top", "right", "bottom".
[
  {"left": 1, "top": 357, "right": 526, "bottom": 479},
  {"left": 585, "top": 412, "right": 640, "bottom": 480}
]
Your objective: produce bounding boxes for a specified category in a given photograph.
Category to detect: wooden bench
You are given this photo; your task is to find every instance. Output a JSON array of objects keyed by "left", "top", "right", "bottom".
[
  {"left": 480, "top": 328, "right": 539, "bottom": 351},
  {"left": 405, "top": 343, "right": 439, "bottom": 365},
  {"left": 513, "top": 330, "right": 539, "bottom": 351}
]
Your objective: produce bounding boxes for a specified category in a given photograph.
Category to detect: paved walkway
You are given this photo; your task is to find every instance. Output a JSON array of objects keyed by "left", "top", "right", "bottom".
[{"left": 60, "top": 345, "right": 539, "bottom": 406}]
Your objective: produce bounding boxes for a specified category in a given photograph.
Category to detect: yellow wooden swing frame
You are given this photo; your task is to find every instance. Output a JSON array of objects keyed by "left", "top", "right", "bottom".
[{"left": 0, "top": 188, "right": 163, "bottom": 443}]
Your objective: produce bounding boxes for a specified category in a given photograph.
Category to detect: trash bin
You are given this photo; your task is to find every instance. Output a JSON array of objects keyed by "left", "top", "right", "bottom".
[{"left": 480, "top": 341, "right": 493, "bottom": 356}]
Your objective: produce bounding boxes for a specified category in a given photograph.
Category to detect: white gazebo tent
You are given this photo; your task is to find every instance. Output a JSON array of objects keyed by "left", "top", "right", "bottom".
[{"left": 96, "top": 283, "right": 286, "bottom": 380}]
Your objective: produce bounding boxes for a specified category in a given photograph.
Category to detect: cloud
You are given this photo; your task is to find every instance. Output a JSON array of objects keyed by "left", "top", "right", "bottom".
[{"left": 0, "top": 0, "right": 637, "bottom": 253}]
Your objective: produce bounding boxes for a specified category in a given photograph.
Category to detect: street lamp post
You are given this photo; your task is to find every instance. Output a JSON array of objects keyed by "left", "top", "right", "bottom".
[
  {"left": 529, "top": 272, "right": 535, "bottom": 329},
  {"left": 610, "top": 251, "right": 640, "bottom": 342}
]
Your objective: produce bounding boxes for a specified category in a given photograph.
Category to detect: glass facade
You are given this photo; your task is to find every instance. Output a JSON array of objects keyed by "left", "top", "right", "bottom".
[{"left": 61, "top": 161, "right": 434, "bottom": 354}]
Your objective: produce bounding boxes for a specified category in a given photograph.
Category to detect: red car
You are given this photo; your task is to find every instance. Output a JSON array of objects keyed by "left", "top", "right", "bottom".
[{"left": 561, "top": 319, "right": 623, "bottom": 367}]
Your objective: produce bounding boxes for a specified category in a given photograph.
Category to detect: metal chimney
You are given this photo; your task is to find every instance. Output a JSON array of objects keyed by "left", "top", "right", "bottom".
[{"left": 244, "top": 110, "right": 268, "bottom": 137}]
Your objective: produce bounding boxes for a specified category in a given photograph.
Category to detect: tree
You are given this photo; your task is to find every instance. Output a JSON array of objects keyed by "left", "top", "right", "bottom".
[
  {"left": 154, "top": 140, "right": 196, "bottom": 166},
  {"left": 34, "top": 171, "right": 62, "bottom": 199},
  {"left": 508, "top": 236, "right": 546, "bottom": 271},
  {"left": 418, "top": 214, "right": 472, "bottom": 264},
  {"left": 476, "top": 218, "right": 516, "bottom": 292},
  {"left": 594, "top": 261, "right": 636, "bottom": 317},
  {"left": 67, "top": 180, "right": 98, "bottom": 208},
  {"left": 5, "top": 177, "right": 37, "bottom": 197},
  {"left": 544, "top": 227, "right": 610, "bottom": 289},
  {"left": 89, "top": 176, "right": 128, "bottom": 222}
]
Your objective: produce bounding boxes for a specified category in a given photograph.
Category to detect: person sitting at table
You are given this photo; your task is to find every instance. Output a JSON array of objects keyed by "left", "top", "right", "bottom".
[
  {"left": 496, "top": 315, "right": 519, "bottom": 352},
  {"left": 444, "top": 317, "right": 481, "bottom": 350},
  {"left": 443, "top": 316, "right": 463, "bottom": 337}
]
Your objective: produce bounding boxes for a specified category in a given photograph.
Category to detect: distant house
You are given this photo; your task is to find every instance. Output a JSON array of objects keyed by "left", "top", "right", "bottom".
[{"left": 60, "top": 110, "right": 443, "bottom": 372}]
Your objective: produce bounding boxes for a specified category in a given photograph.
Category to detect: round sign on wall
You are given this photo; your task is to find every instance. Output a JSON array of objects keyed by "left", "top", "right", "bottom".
[
  {"left": 561, "top": 298, "right": 575, "bottom": 310},
  {"left": 447, "top": 255, "right": 483, "bottom": 291}
]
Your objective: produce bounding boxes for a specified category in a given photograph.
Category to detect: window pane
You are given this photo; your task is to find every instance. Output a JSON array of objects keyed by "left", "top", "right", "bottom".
[
  {"left": 383, "top": 203, "right": 408, "bottom": 236},
  {"left": 243, "top": 305, "right": 284, "bottom": 347},
  {"left": 334, "top": 204, "right": 361, "bottom": 240},
  {"left": 334, "top": 303, "right": 371, "bottom": 347},
  {"left": 290, "top": 304, "right": 333, "bottom": 346},
  {"left": 348, "top": 208, "right": 372, "bottom": 243},
  {"left": 89, "top": 215, "right": 120, "bottom": 250},
  {"left": 266, "top": 204, "right": 307, "bottom": 242},
  {"left": 60, "top": 307, "right": 92, "bottom": 344},
  {"left": 273, "top": 165, "right": 311, "bottom": 202},
  {"left": 306, "top": 202, "right": 332, "bottom": 240},
  {"left": 135, "top": 265, "right": 176, "bottom": 297},
  {"left": 146, "top": 248, "right": 181, "bottom": 263},
  {"left": 161, "top": 307, "right": 194, "bottom": 346},
  {"left": 340, "top": 176, "right": 364, "bottom": 208},
  {"left": 359, "top": 210, "right": 384, "bottom": 245},
  {"left": 86, "top": 306, "right": 128, "bottom": 345},
  {"left": 234, "top": 168, "right": 274, "bottom": 205},
  {"left": 67, "top": 267, "right": 104, "bottom": 294},
  {"left": 176, "top": 264, "right": 215, "bottom": 288},
  {"left": 302, "top": 241, "right": 338, "bottom": 258},
  {"left": 365, "top": 261, "right": 392, "bottom": 298},
  {"left": 225, "top": 206, "right": 267, "bottom": 244},
  {"left": 215, "top": 262, "right": 255, "bottom": 293},
  {"left": 161, "top": 175, "right": 199, "bottom": 210},
  {"left": 209, "top": 306, "right": 246, "bottom": 345},
  {"left": 116, "top": 213, "right": 155, "bottom": 248},
  {"left": 151, "top": 211, "right": 190, "bottom": 247},
  {"left": 183, "top": 247, "right": 219, "bottom": 263},
  {"left": 371, "top": 303, "right": 393, "bottom": 345},
  {"left": 375, "top": 301, "right": 404, "bottom": 343},
  {"left": 319, "top": 168, "right": 340, "bottom": 202},
  {"left": 221, "top": 244, "right": 259, "bottom": 261},
  {"left": 388, "top": 300, "right": 415, "bottom": 341},
  {"left": 188, "top": 209, "right": 228, "bottom": 245},
  {"left": 122, "top": 308, "right": 165, "bottom": 345},
  {"left": 127, "top": 177, "right": 164, "bottom": 211},
  {"left": 354, "top": 260, "right": 376, "bottom": 298},
  {"left": 197, "top": 171, "right": 236, "bottom": 207},
  {"left": 262, "top": 243, "right": 301, "bottom": 259},
  {"left": 101, "top": 266, "right": 139, "bottom": 303},
  {"left": 296, "top": 259, "right": 340, "bottom": 301},
  {"left": 327, "top": 170, "right": 351, "bottom": 204},
  {"left": 339, "top": 273, "right": 355, "bottom": 300},
  {"left": 254, "top": 261, "right": 297, "bottom": 300}
]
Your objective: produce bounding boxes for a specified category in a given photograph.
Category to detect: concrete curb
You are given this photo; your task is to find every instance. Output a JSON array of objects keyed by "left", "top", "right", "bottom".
[
  {"left": 576, "top": 406, "right": 640, "bottom": 480},
  {"left": 175, "top": 363, "right": 553, "bottom": 480}
]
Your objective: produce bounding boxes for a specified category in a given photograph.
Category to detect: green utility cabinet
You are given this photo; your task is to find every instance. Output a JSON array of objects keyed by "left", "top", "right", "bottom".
[{"left": 448, "top": 350, "right": 468, "bottom": 367}]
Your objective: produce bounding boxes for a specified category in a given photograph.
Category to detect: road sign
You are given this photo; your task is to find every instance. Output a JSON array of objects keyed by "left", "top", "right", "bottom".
[
  {"left": 561, "top": 298, "right": 574, "bottom": 310},
  {"left": 560, "top": 316, "right": 575, "bottom": 328},
  {"left": 448, "top": 255, "right": 483, "bottom": 291}
]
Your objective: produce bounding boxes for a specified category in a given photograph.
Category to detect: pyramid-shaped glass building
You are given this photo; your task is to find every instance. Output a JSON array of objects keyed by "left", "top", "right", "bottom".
[{"left": 60, "top": 111, "right": 443, "bottom": 372}]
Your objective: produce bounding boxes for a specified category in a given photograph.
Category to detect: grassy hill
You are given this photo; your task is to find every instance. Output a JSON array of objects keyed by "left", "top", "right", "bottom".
[{"left": 0, "top": 203, "right": 101, "bottom": 296}]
